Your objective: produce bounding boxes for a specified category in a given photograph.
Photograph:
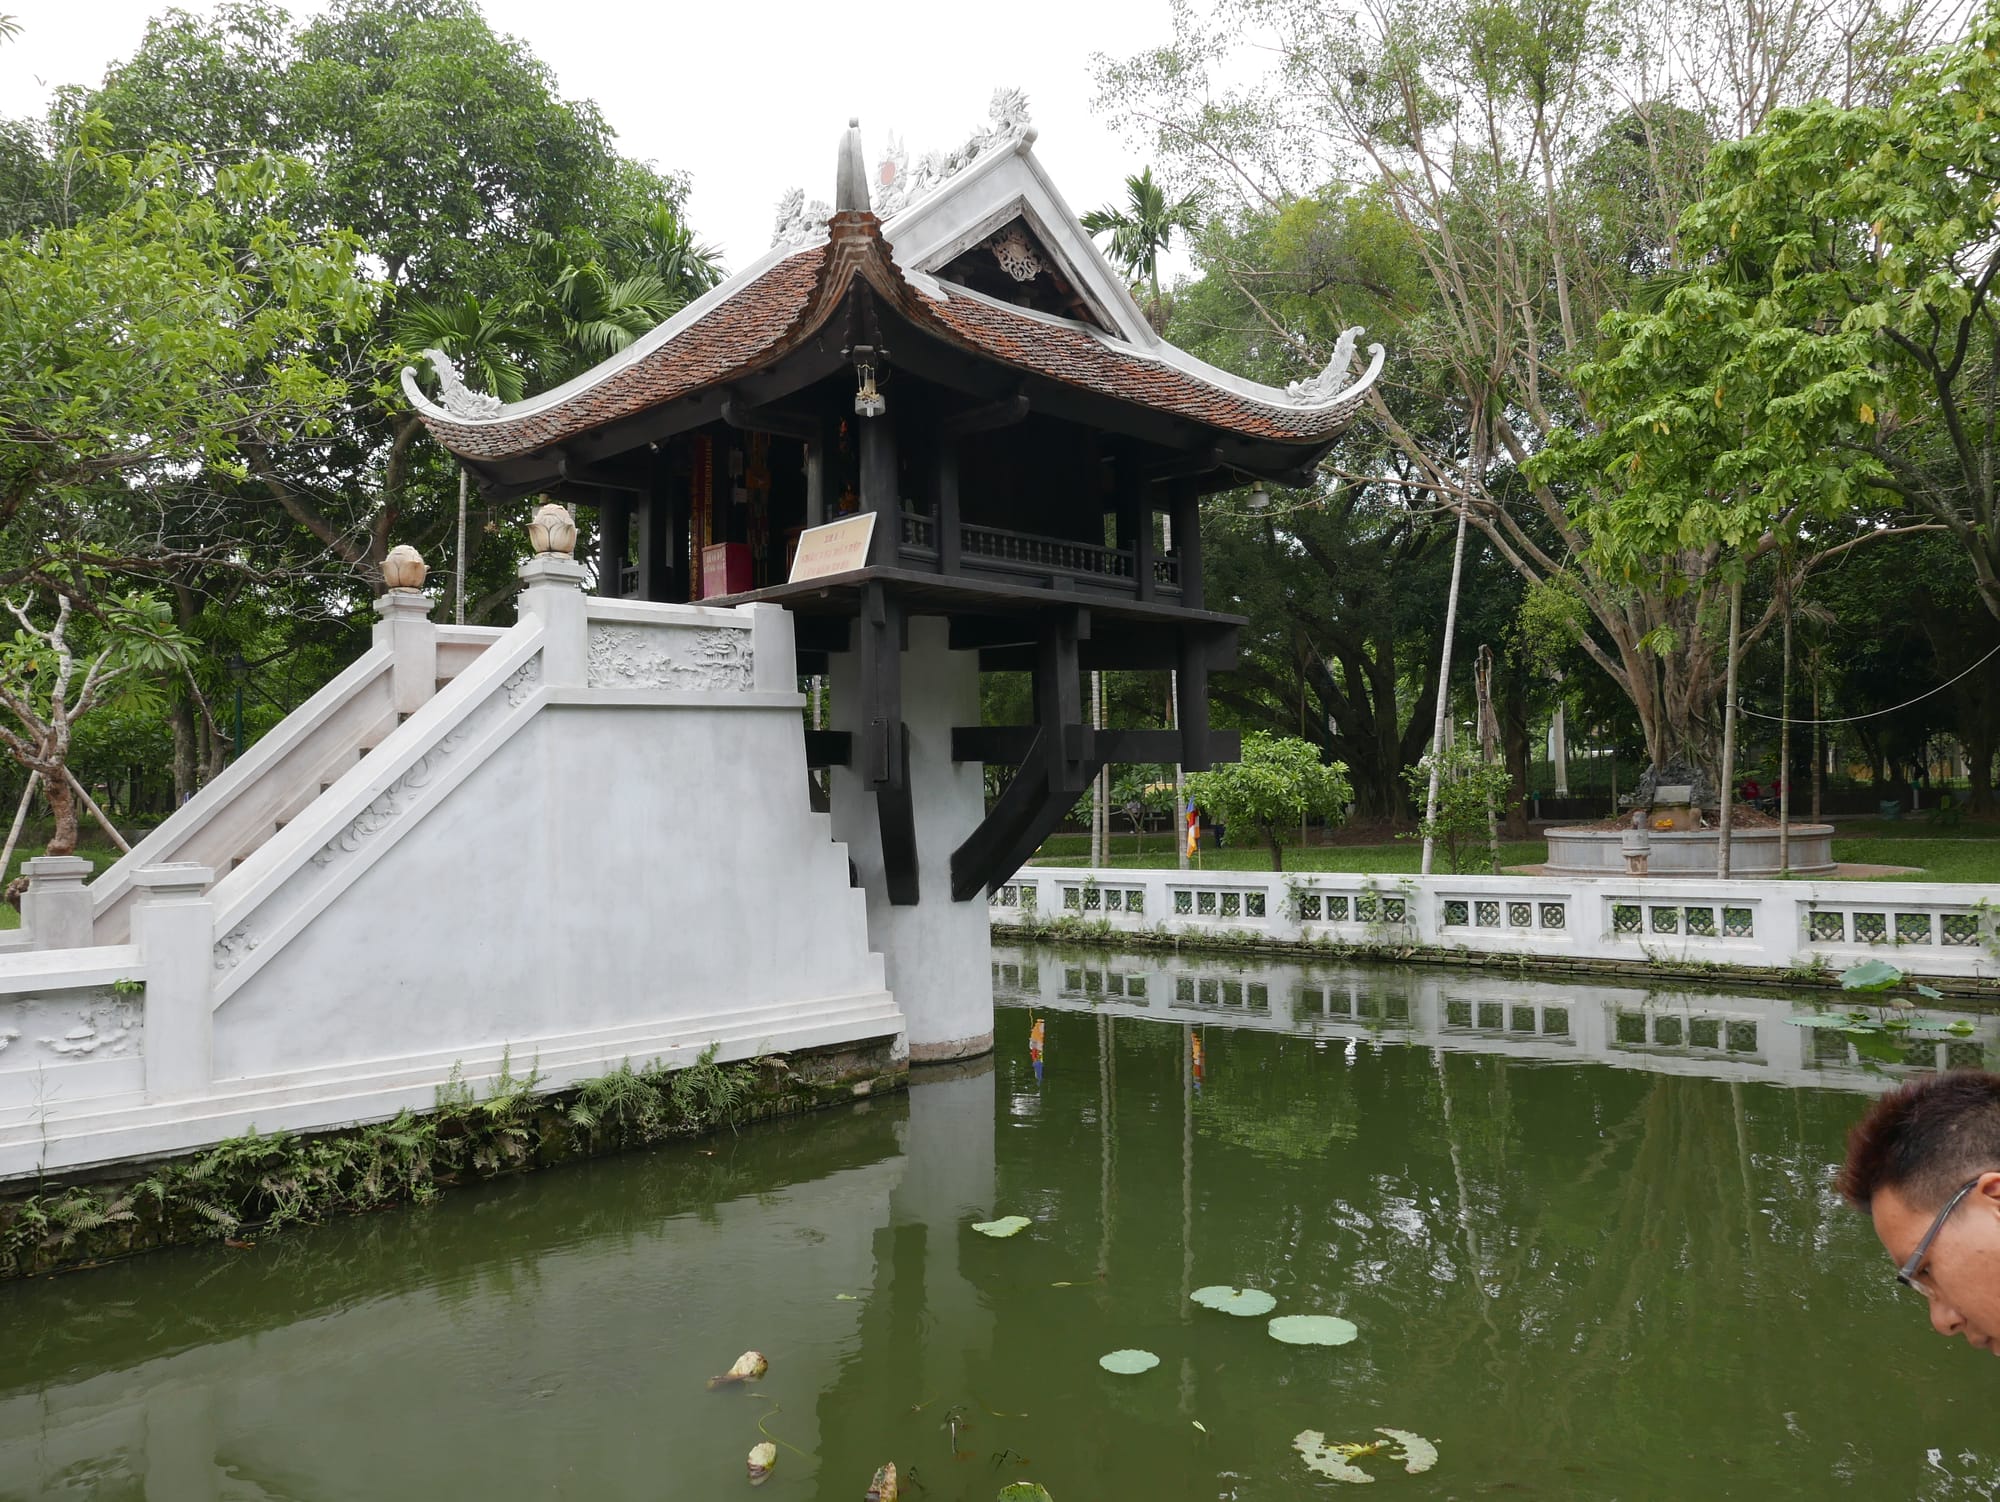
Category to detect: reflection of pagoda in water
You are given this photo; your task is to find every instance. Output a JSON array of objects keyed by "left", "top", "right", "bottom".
[{"left": 408, "top": 94, "right": 1381, "bottom": 1059}]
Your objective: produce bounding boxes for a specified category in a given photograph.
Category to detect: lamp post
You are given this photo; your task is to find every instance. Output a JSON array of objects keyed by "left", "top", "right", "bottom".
[{"left": 227, "top": 652, "right": 247, "bottom": 763}]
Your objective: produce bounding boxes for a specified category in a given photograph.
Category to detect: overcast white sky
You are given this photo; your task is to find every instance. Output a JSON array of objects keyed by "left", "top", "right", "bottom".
[{"left": 0, "top": 0, "right": 1194, "bottom": 278}]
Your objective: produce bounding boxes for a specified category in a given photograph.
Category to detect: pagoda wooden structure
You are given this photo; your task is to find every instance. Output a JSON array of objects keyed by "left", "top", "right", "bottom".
[{"left": 407, "top": 98, "right": 1381, "bottom": 1051}]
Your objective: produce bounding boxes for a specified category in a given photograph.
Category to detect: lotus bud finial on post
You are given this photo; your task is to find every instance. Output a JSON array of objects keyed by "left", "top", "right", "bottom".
[
  {"left": 380, "top": 543, "right": 429, "bottom": 591},
  {"left": 528, "top": 500, "right": 578, "bottom": 557}
]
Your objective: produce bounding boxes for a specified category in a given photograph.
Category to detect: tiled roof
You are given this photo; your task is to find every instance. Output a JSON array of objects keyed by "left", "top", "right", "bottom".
[
  {"left": 410, "top": 222, "right": 1366, "bottom": 463},
  {"left": 412, "top": 248, "right": 828, "bottom": 463},
  {"left": 925, "top": 294, "right": 1370, "bottom": 443}
]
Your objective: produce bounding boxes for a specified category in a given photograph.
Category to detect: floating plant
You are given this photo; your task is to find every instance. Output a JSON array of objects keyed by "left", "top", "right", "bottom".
[
  {"left": 746, "top": 1442, "right": 776, "bottom": 1485},
  {"left": 1293, "top": 1427, "right": 1438, "bottom": 1483},
  {"left": 1097, "top": 1348, "right": 1161, "bottom": 1374},
  {"left": 997, "top": 1485, "right": 1054, "bottom": 1501},
  {"left": 1190, "top": 1285, "right": 1277, "bottom": 1317},
  {"left": 866, "top": 1460, "right": 898, "bottom": 1500},
  {"left": 1268, "top": 1314, "right": 1358, "bottom": 1346},
  {"left": 972, "top": 1216, "right": 1032, "bottom": 1238}
]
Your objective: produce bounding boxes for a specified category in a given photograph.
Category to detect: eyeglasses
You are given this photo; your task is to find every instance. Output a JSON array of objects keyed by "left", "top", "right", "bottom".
[{"left": 1898, "top": 1174, "right": 1986, "bottom": 1293}]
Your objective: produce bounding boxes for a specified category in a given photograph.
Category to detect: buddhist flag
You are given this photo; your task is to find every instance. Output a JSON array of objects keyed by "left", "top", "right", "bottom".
[{"left": 1185, "top": 800, "right": 1199, "bottom": 858}]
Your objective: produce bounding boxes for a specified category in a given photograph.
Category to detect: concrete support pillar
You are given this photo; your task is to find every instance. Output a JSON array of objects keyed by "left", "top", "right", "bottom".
[
  {"left": 131, "top": 863, "right": 215, "bottom": 1101},
  {"left": 518, "top": 551, "right": 591, "bottom": 687},
  {"left": 829, "top": 616, "right": 993, "bottom": 1061},
  {"left": 20, "top": 854, "right": 93, "bottom": 951},
  {"left": 746, "top": 603, "right": 797, "bottom": 694},
  {"left": 372, "top": 589, "right": 437, "bottom": 715}
]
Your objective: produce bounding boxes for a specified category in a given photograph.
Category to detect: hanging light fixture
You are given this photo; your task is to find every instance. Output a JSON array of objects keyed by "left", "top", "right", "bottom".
[
  {"left": 853, "top": 347, "right": 886, "bottom": 418},
  {"left": 1248, "top": 485, "right": 1271, "bottom": 511}
]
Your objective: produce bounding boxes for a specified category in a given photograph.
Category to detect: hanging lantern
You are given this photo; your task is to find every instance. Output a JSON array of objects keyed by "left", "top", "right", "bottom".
[
  {"left": 528, "top": 501, "right": 578, "bottom": 556},
  {"left": 854, "top": 361, "right": 886, "bottom": 418}
]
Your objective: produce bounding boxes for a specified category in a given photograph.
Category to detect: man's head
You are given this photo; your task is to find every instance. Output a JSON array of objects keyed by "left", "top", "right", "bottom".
[{"left": 1844, "top": 1070, "right": 2000, "bottom": 1351}]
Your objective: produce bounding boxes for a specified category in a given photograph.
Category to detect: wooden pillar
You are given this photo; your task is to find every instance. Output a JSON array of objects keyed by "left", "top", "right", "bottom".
[
  {"left": 1177, "top": 628, "right": 1214, "bottom": 771},
  {"left": 805, "top": 420, "right": 831, "bottom": 529},
  {"left": 859, "top": 581, "right": 918, "bottom": 904},
  {"left": 858, "top": 412, "right": 898, "bottom": 567},
  {"left": 596, "top": 498, "right": 630, "bottom": 597},
  {"left": 1116, "top": 455, "right": 1153, "bottom": 601},
  {"left": 936, "top": 442, "right": 961, "bottom": 575},
  {"left": 1170, "top": 478, "right": 1203, "bottom": 611},
  {"left": 636, "top": 490, "right": 670, "bottom": 601},
  {"left": 668, "top": 467, "right": 691, "bottom": 603}
]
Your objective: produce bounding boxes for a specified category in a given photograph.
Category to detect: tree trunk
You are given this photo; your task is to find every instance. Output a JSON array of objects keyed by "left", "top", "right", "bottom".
[
  {"left": 44, "top": 772, "right": 78, "bottom": 857},
  {"left": 1717, "top": 578, "right": 1744, "bottom": 879},
  {"left": 1263, "top": 824, "right": 1284, "bottom": 871},
  {"left": 1968, "top": 724, "right": 1995, "bottom": 814},
  {"left": 171, "top": 699, "right": 197, "bottom": 806}
]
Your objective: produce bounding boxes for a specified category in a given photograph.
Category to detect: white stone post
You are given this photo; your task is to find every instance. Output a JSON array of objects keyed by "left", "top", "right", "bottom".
[
  {"left": 130, "top": 863, "right": 215, "bottom": 1101},
  {"left": 19, "top": 854, "right": 94, "bottom": 951},
  {"left": 374, "top": 544, "right": 438, "bottom": 716},
  {"left": 1550, "top": 703, "right": 1570, "bottom": 798},
  {"left": 746, "top": 603, "right": 796, "bottom": 694},
  {"left": 519, "top": 501, "right": 588, "bottom": 686}
]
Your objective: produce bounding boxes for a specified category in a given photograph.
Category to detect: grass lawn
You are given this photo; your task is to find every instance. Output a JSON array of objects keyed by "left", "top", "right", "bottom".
[
  {"left": 1035, "top": 818, "right": 2000, "bottom": 883},
  {"left": 1034, "top": 831, "right": 1547, "bottom": 874},
  {"left": 0, "top": 835, "right": 124, "bottom": 929}
]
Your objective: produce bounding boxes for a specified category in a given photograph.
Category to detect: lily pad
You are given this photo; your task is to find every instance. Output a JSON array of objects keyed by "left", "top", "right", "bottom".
[
  {"left": 1097, "top": 1348, "right": 1161, "bottom": 1374},
  {"left": 1191, "top": 1284, "right": 1277, "bottom": 1317},
  {"left": 1294, "top": 1428, "right": 1438, "bottom": 1482},
  {"left": 1376, "top": 1428, "right": 1438, "bottom": 1474},
  {"left": 1293, "top": 1430, "right": 1373, "bottom": 1483},
  {"left": 972, "top": 1215, "right": 1032, "bottom": 1238},
  {"left": 997, "top": 1485, "right": 1055, "bottom": 1501},
  {"left": 1841, "top": 958, "right": 1906, "bottom": 992},
  {"left": 1268, "top": 1314, "right": 1358, "bottom": 1346}
]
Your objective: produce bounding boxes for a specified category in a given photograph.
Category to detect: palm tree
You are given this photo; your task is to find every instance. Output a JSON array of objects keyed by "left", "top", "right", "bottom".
[
  {"left": 604, "top": 202, "right": 722, "bottom": 307},
  {"left": 1082, "top": 167, "right": 1202, "bottom": 328}
]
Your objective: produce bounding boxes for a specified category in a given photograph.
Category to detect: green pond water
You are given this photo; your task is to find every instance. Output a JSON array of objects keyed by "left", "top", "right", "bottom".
[{"left": 3, "top": 945, "right": 1997, "bottom": 1501}]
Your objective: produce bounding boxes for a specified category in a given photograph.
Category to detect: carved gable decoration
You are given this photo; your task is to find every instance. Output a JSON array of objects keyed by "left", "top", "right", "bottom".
[{"left": 934, "top": 215, "right": 1109, "bottom": 330}]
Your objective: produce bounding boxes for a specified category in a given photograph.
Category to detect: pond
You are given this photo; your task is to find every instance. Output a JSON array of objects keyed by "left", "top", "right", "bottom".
[{"left": 1, "top": 945, "right": 1995, "bottom": 1500}]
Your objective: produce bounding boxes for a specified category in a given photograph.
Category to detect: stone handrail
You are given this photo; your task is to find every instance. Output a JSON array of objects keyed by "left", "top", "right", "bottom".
[
  {"left": 992, "top": 867, "right": 1999, "bottom": 982},
  {"left": 87, "top": 646, "right": 397, "bottom": 943}
]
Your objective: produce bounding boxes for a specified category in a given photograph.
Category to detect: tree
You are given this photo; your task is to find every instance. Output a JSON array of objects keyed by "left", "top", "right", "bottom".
[
  {"left": 66, "top": 0, "right": 700, "bottom": 587},
  {"left": 1401, "top": 739, "right": 1516, "bottom": 874},
  {"left": 1559, "top": 3, "right": 2000, "bottom": 627},
  {"left": 0, "top": 589, "right": 190, "bottom": 858},
  {"left": 1082, "top": 166, "right": 1202, "bottom": 328},
  {"left": 1187, "top": 732, "right": 1352, "bottom": 869},
  {"left": 1097, "top": 0, "right": 1940, "bottom": 776},
  {"left": 0, "top": 131, "right": 372, "bottom": 821}
]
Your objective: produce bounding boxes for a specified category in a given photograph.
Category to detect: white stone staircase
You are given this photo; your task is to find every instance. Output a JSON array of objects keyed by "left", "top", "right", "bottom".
[{"left": 88, "top": 597, "right": 500, "bottom": 944}]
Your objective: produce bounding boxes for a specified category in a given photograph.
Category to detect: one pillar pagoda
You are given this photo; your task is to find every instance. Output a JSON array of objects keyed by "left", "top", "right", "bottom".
[{"left": 405, "top": 94, "right": 1383, "bottom": 1060}]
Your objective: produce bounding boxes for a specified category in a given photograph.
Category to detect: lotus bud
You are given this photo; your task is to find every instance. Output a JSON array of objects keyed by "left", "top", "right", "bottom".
[
  {"left": 528, "top": 500, "right": 578, "bottom": 556},
  {"left": 706, "top": 1349, "right": 769, "bottom": 1389},
  {"left": 380, "top": 543, "right": 428, "bottom": 591},
  {"left": 866, "top": 1462, "right": 898, "bottom": 1501},
  {"left": 747, "top": 1442, "right": 776, "bottom": 1485}
]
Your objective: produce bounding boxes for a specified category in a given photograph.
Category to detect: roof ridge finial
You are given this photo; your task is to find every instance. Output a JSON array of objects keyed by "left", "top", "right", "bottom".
[{"left": 836, "top": 117, "right": 871, "bottom": 213}]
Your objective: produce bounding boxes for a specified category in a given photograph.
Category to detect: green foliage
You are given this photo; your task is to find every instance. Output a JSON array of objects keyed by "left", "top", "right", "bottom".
[
  {"left": 1081, "top": 166, "right": 1201, "bottom": 303},
  {"left": 1401, "top": 740, "right": 1514, "bottom": 874},
  {"left": 1548, "top": 3, "right": 2000, "bottom": 618},
  {"left": 1187, "top": 733, "right": 1352, "bottom": 870},
  {"left": 0, "top": 1046, "right": 765, "bottom": 1277},
  {"left": 0, "top": 132, "right": 373, "bottom": 532},
  {"left": 1785, "top": 960, "right": 1971, "bottom": 1063}
]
